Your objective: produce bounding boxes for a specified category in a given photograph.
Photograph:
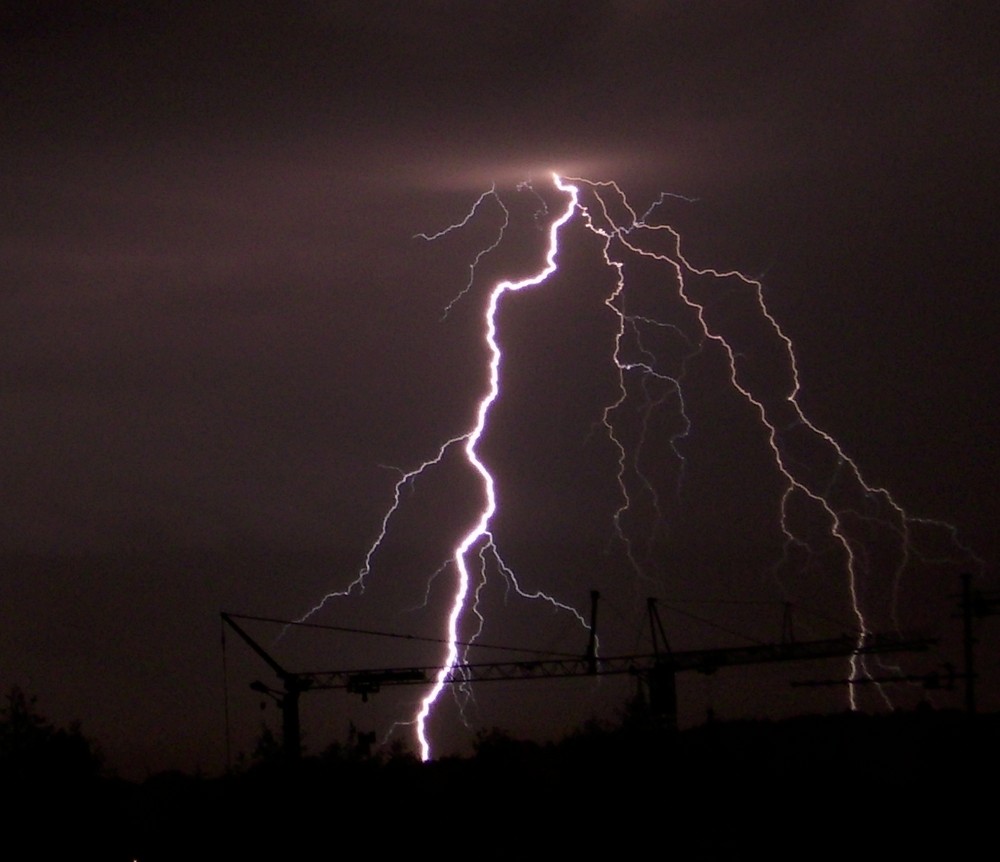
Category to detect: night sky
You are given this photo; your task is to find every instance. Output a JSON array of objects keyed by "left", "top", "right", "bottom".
[{"left": 2, "top": 2, "right": 997, "bottom": 779}]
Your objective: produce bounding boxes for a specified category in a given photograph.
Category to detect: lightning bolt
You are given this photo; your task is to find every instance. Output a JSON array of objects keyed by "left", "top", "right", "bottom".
[
  {"left": 412, "top": 177, "right": 582, "bottom": 760},
  {"left": 567, "top": 174, "right": 983, "bottom": 704},
  {"left": 301, "top": 171, "right": 981, "bottom": 759}
]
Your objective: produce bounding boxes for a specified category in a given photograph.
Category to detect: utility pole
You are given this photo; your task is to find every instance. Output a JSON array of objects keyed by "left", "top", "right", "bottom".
[
  {"left": 962, "top": 572, "right": 976, "bottom": 715},
  {"left": 646, "top": 598, "right": 677, "bottom": 731},
  {"left": 586, "top": 590, "right": 599, "bottom": 675},
  {"left": 955, "top": 572, "right": 1000, "bottom": 716}
]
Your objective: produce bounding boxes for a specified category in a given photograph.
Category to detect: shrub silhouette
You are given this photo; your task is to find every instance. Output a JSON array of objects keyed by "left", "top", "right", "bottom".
[{"left": 0, "top": 686, "right": 103, "bottom": 788}]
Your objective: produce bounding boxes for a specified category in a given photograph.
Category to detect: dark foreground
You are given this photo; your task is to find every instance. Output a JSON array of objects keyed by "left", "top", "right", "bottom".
[{"left": 7, "top": 709, "right": 997, "bottom": 859}]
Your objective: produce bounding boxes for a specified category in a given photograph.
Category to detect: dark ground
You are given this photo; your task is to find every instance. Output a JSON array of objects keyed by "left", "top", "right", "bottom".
[{"left": 7, "top": 705, "right": 997, "bottom": 859}]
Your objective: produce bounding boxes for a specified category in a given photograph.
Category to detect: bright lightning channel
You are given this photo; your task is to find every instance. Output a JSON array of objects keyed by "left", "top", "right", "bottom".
[
  {"left": 413, "top": 176, "right": 582, "bottom": 760},
  {"left": 301, "top": 171, "right": 981, "bottom": 760}
]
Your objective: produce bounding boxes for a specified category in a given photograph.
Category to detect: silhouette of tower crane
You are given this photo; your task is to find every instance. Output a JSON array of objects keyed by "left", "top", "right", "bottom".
[{"left": 222, "top": 594, "right": 933, "bottom": 758}]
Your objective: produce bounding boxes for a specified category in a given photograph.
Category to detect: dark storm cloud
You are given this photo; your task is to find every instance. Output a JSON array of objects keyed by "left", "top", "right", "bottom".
[
  {"left": 7, "top": 3, "right": 990, "bottom": 190},
  {"left": 1, "top": 1, "right": 996, "bottom": 777}
]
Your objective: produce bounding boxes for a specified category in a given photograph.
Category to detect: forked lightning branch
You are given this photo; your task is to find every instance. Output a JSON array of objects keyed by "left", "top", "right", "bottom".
[{"left": 298, "top": 172, "right": 981, "bottom": 760}]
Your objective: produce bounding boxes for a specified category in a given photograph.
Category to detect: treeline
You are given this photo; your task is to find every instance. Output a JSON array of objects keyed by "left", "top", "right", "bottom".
[
  {"left": 3, "top": 689, "right": 996, "bottom": 859},
  {"left": 0, "top": 686, "right": 103, "bottom": 784}
]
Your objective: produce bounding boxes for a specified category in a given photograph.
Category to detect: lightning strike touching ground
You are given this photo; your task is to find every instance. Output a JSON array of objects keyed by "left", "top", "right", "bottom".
[
  {"left": 412, "top": 176, "right": 582, "bottom": 760},
  {"left": 301, "top": 172, "right": 982, "bottom": 759}
]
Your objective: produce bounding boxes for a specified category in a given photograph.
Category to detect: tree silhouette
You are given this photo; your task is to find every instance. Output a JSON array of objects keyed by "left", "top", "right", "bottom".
[{"left": 0, "top": 686, "right": 103, "bottom": 787}]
